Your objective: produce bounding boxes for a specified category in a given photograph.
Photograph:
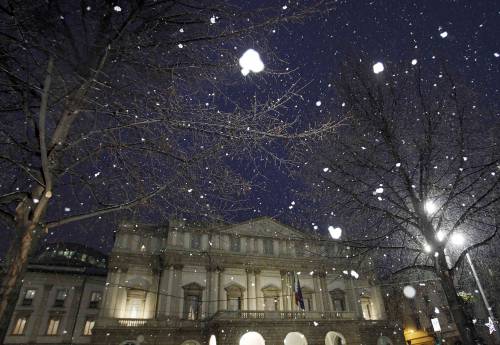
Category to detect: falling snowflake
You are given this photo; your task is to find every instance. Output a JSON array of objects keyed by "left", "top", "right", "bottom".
[
  {"left": 315, "top": 100, "right": 322, "bottom": 106},
  {"left": 239, "top": 49, "right": 265, "bottom": 76},
  {"left": 210, "top": 16, "right": 216, "bottom": 24},
  {"left": 403, "top": 285, "right": 416, "bottom": 299},
  {"left": 440, "top": 31, "right": 448, "bottom": 38},
  {"left": 373, "top": 62, "right": 384, "bottom": 74},
  {"left": 113, "top": 5, "right": 122, "bottom": 12},
  {"left": 411, "top": 59, "right": 418, "bottom": 65}
]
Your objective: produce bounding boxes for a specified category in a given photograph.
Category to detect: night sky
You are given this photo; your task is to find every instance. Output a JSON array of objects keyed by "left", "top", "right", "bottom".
[{"left": 21, "top": 0, "right": 500, "bottom": 254}]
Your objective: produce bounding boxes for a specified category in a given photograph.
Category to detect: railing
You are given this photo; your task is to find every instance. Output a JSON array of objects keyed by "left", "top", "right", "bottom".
[
  {"left": 213, "top": 310, "right": 356, "bottom": 320},
  {"left": 98, "top": 310, "right": 357, "bottom": 329},
  {"left": 117, "top": 319, "right": 149, "bottom": 327}
]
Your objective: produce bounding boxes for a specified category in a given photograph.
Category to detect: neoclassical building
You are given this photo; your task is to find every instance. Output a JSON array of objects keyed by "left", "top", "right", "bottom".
[{"left": 92, "top": 217, "right": 404, "bottom": 345}]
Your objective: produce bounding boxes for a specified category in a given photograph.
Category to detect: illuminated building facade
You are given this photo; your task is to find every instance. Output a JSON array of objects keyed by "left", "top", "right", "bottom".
[{"left": 91, "top": 217, "right": 404, "bottom": 345}]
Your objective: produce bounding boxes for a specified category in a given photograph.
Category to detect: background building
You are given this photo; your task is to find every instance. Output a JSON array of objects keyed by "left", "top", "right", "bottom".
[
  {"left": 3, "top": 242, "right": 107, "bottom": 344},
  {"left": 92, "top": 217, "right": 404, "bottom": 345}
]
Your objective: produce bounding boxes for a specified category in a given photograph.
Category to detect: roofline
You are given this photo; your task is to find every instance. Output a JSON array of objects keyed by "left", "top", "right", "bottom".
[{"left": 214, "top": 216, "right": 315, "bottom": 239}]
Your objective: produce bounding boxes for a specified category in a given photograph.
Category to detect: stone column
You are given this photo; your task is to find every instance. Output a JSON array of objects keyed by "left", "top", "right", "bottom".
[
  {"left": 171, "top": 264, "right": 183, "bottom": 318},
  {"left": 313, "top": 273, "right": 324, "bottom": 312},
  {"left": 348, "top": 278, "right": 362, "bottom": 319},
  {"left": 254, "top": 268, "right": 261, "bottom": 310},
  {"left": 287, "top": 272, "right": 294, "bottom": 310},
  {"left": 280, "top": 270, "right": 288, "bottom": 311},
  {"left": 157, "top": 265, "right": 170, "bottom": 317},
  {"left": 164, "top": 266, "right": 175, "bottom": 316},
  {"left": 217, "top": 268, "right": 225, "bottom": 310},
  {"left": 319, "top": 273, "right": 331, "bottom": 311},
  {"left": 205, "top": 266, "right": 213, "bottom": 315},
  {"left": 212, "top": 268, "right": 220, "bottom": 313},
  {"left": 246, "top": 268, "right": 256, "bottom": 310}
]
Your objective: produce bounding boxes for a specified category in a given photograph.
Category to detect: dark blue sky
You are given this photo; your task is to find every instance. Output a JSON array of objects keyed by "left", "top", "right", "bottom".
[{"left": 38, "top": 0, "right": 500, "bottom": 253}]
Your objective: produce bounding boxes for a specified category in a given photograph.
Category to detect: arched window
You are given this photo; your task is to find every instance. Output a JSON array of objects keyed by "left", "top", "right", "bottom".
[
  {"left": 329, "top": 289, "right": 346, "bottom": 312},
  {"left": 377, "top": 336, "right": 393, "bottom": 345},
  {"left": 183, "top": 283, "right": 204, "bottom": 320},
  {"left": 225, "top": 284, "right": 244, "bottom": 311},
  {"left": 181, "top": 341, "right": 201, "bottom": 345},
  {"left": 360, "top": 296, "right": 372, "bottom": 320},
  {"left": 240, "top": 331, "right": 265, "bottom": 345},
  {"left": 126, "top": 289, "right": 146, "bottom": 318},
  {"left": 262, "top": 285, "right": 280, "bottom": 311},
  {"left": 284, "top": 332, "right": 307, "bottom": 345},
  {"left": 120, "top": 341, "right": 138, "bottom": 345},
  {"left": 325, "top": 331, "right": 346, "bottom": 345}
]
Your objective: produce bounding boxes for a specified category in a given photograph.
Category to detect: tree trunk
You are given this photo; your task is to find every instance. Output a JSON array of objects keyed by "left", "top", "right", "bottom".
[
  {"left": 437, "top": 256, "right": 480, "bottom": 345},
  {"left": 0, "top": 222, "right": 38, "bottom": 342}
]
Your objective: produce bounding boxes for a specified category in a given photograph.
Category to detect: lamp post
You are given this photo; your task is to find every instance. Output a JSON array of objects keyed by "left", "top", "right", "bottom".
[
  {"left": 424, "top": 200, "right": 499, "bottom": 340},
  {"left": 448, "top": 233, "right": 499, "bottom": 339}
]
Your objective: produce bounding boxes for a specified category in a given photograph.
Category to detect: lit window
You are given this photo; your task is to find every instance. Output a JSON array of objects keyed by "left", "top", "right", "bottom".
[
  {"left": 46, "top": 317, "right": 60, "bottom": 335},
  {"left": 360, "top": 296, "right": 372, "bottom": 320},
  {"left": 83, "top": 319, "right": 95, "bottom": 336},
  {"left": 263, "top": 238, "right": 274, "bottom": 255},
  {"left": 54, "top": 289, "right": 67, "bottom": 307},
  {"left": 183, "top": 283, "right": 203, "bottom": 320},
  {"left": 22, "top": 289, "right": 36, "bottom": 306},
  {"left": 89, "top": 291, "right": 102, "bottom": 309},
  {"left": 226, "top": 285, "right": 243, "bottom": 311},
  {"left": 262, "top": 286, "right": 280, "bottom": 311},
  {"left": 230, "top": 237, "right": 240, "bottom": 252},
  {"left": 12, "top": 316, "right": 28, "bottom": 335},
  {"left": 126, "top": 289, "right": 146, "bottom": 318}
]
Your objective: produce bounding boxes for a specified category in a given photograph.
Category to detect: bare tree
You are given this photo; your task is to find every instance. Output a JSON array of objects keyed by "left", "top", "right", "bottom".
[
  {"left": 300, "top": 57, "right": 499, "bottom": 344},
  {"left": 0, "top": 0, "right": 338, "bottom": 337}
]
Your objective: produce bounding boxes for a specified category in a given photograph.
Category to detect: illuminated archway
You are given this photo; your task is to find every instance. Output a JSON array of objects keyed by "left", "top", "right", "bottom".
[
  {"left": 240, "top": 331, "right": 265, "bottom": 345},
  {"left": 377, "top": 336, "right": 393, "bottom": 345},
  {"left": 325, "top": 331, "right": 346, "bottom": 345},
  {"left": 209, "top": 335, "right": 217, "bottom": 345},
  {"left": 181, "top": 340, "right": 201, "bottom": 345},
  {"left": 284, "top": 332, "right": 307, "bottom": 345}
]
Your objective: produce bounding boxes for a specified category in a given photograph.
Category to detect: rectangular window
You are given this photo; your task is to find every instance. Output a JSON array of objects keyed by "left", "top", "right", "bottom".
[
  {"left": 89, "top": 291, "right": 101, "bottom": 309},
  {"left": 22, "top": 289, "right": 36, "bottom": 306},
  {"left": 191, "top": 233, "right": 201, "bottom": 249},
  {"left": 227, "top": 297, "right": 242, "bottom": 311},
  {"left": 263, "top": 238, "right": 274, "bottom": 255},
  {"left": 263, "top": 296, "right": 279, "bottom": 311},
  {"left": 83, "top": 319, "right": 95, "bottom": 336},
  {"left": 54, "top": 289, "right": 67, "bottom": 307},
  {"left": 230, "top": 236, "right": 240, "bottom": 252},
  {"left": 12, "top": 316, "right": 28, "bottom": 335},
  {"left": 46, "top": 317, "right": 60, "bottom": 335},
  {"left": 185, "top": 295, "right": 201, "bottom": 320}
]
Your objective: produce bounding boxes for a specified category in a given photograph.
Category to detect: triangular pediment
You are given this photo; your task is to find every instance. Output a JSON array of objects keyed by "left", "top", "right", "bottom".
[{"left": 218, "top": 217, "right": 309, "bottom": 240}]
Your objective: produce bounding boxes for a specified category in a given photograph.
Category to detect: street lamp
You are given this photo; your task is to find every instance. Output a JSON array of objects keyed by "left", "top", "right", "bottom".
[
  {"left": 449, "top": 233, "right": 498, "bottom": 337},
  {"left": 422, "top": 200, "right": 499, "bottom": 337}
]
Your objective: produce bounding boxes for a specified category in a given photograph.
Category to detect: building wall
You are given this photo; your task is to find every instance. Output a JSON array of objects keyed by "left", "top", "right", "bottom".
[
  {"left": 92, "top": 218, "right": 401, "bottom": 345},
  {"left": 4, "top": 269, "right": 106, "bottom": 344}
]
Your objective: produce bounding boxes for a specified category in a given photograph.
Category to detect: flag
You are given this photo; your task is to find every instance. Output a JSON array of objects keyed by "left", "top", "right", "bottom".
[{"left": 294, "top": 273, "right": 305, "bottom": 310}]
